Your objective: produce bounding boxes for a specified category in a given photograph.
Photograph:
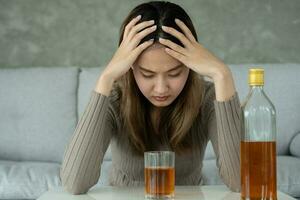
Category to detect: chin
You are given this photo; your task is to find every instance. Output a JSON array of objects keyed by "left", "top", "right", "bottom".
[
  {"left": 151, "top": 102, "right": 170, "bottom": 107},
  {"left": 149, "top": 98, "right": 173, "bottom": 107}
]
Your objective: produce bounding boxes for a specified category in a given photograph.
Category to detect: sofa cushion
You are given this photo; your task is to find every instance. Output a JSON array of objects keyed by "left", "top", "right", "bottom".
[
  {"left": 0, "top": 67, "right": 78, "bottom": 163},
  {"left": 290, "top": 132, "right": 300, "bottom": 158},
  {"left": 204, "top": 141, "right": 215, "bottom": 160},
  {"left": 201, "top": 159, "right": 223, "bottom": 185},
  {"left": 0, "top": 160, "right": 61, "bottom": 199},
  {"left": 202, "top": 156, "right": 300, "bottom": 197},
  {"left": 277, "top": 156, "right": 300, "bottom": 197},
  {"left": 95, "top": 160, "right": 112, "bottom": 186},
  {"left": 229, "top": 63, "right": 300, "bottom": 155},
  {"left": 78, "top": 67, "right": 111, "bottom": 161}
]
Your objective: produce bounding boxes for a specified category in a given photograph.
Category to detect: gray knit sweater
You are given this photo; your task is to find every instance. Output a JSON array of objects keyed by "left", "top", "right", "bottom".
[{"left": 60, "top": 81, "right": 242, "bottom": 194}]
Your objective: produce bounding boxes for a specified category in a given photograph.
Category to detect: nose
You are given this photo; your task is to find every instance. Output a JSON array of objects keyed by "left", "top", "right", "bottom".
[{"left": 153, "top": 76, "right": 169, "bottom": 95}]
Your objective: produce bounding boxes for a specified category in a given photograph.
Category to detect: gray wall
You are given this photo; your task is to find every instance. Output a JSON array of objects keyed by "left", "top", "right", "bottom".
[{"left": 0, "top": 0, "right": 299, "bottom": 68}]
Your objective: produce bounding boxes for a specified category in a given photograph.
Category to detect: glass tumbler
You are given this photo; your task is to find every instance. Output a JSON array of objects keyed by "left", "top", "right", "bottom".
[{"left": 144, "top": 151, "right": 175, "bottom": 199}]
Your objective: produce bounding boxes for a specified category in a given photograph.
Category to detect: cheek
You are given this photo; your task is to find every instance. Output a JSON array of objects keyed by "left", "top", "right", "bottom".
[
  {"left": 170, "top": 78, "right": 187, "bottom": 94},
  {"left": 133, "top": 74, "right": 152, "bottom": 97},
  {"left": 170, "top": 72, "right": 189, "bottom": 95}
]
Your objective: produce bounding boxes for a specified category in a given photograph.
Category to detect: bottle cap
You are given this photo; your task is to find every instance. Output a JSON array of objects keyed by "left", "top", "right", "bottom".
[{"left": 249, "top": 68, "right": 264, "bottom": 86}]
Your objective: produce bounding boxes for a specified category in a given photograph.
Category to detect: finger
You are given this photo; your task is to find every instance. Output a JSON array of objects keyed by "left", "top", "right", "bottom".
[
  {"left": 175, "top": 18, "right": 197, "bottom": 42},
  {"left": 159, "top": 37, "right": 186, "bottom": 55},
  {"left": 123, "top": 15, "right": 141, "bottom": 40},
  {"left": 131, "top": 39, "right": 154, "bottom": 58},
  {"left": 130, "top": 25, "right": 157, "bottom": 46},
  {"left": 127, "top": 20, "right": 155, "bottom": 42},
  {"left": 164, "top": 47, "right": 187, "bottom": 63},
  {"left": 161, "top": 26, "right": 191, "bottom": 47}
]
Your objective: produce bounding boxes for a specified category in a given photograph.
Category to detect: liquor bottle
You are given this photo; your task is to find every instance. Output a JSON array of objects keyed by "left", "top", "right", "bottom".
[{"left": 241, "top": 68, "right": 277, "bottom": 200}]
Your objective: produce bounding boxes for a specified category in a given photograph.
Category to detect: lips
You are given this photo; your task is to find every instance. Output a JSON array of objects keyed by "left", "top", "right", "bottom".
[{"left": 153, "top": 96, "right": 169, "bottom": 101}]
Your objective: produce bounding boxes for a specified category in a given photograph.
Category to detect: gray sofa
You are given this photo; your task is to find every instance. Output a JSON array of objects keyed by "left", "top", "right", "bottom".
[{"left": 0, "top": 64, "right": 299, "bottom": 200}]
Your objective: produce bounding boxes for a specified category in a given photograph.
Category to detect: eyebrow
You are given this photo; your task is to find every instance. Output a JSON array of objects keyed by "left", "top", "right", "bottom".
[{"left": 138, "top": 64, "right": 183, "bottom": 73}]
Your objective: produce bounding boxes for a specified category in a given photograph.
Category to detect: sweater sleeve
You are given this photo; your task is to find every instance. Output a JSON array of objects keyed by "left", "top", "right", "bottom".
[
  {"left": 60, "top": 90, "right": 115, "bottom": 195},
  {"left": 205, "top": 83, "right": 242, "bottom": 192}
]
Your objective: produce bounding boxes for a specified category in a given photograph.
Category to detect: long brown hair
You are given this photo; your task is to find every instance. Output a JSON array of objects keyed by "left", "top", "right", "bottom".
[{"left": 116, "top": 1, "right": 205, "bottom": 155}]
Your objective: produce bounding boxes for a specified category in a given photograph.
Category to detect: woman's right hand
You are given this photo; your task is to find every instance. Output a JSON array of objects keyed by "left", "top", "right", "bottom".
[{"left": 95, "top": 15, "right": 157, "bottom": 95}]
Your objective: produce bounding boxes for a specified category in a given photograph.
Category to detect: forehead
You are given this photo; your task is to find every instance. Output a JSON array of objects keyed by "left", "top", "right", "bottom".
[{"left": 134, "top": 43, "right": 182, "bottom": 72}]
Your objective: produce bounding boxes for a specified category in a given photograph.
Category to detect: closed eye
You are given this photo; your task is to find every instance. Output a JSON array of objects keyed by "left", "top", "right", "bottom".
[
  {"left": 141, "top": 73, "right": 154, "bottom": 78},
  {"left": 140, "top": 70, "right": 182, "bottom": 78},
  {"left": 168, "top": 72, "right": 182, "bottom": 77}
]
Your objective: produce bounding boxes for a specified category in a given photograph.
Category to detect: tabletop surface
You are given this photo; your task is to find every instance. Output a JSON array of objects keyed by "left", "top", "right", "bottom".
[{"left": 37, "top": 185, "right": 296, "bottom": 200}]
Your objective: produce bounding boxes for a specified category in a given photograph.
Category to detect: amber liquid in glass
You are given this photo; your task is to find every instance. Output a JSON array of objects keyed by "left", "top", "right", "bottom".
[
  {"left": 144, "top": 167, "right": 175, "bottom": 197},
  {"left": 241, "top": 141, "right": 277, "bottom": 200}
]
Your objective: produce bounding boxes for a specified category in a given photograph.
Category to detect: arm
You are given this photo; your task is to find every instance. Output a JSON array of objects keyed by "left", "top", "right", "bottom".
[
  {"left": 59, "top": 15, "right": 163, "bottom": 193},
  {"left": 206, "top": 72, "right": 242, "bottom": 192},
  {"left": 144, "top": 17, "right": 242, "bottom": 191},
  {"left": 60, "top": 89, "right": 115, "bottom": 195}
]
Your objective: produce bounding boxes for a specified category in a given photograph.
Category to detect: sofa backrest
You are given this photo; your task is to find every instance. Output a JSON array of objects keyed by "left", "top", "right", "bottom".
[
  {"left": 3, "top": 64, "right": 297, "bottom": 163},
  {"left": 229, "top": 63, "right": 300, "bottom": 155},
  {"left": 0, "top": 67, "right": 78, "bottom": 163},
  {"left": 206, "top": 64, "right": 300, "bottom": 158}
]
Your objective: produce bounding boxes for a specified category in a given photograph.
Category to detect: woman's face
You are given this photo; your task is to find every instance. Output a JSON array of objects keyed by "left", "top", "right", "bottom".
[{"left": 132, "top": 43, "right": 190, "bottom": 107}]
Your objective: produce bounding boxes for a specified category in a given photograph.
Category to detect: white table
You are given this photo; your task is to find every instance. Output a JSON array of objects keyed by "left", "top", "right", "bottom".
[{"left": 37, "top": 185, "right": 296, "bottom": 200}]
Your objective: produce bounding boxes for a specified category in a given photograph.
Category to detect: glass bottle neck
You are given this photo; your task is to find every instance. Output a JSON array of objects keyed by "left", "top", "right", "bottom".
[
  {"left": 249, "top": 85, "right": 264, "bottom": 91},
  {"left": 248, "top": 85, "right": 265, "bottom": 98}
]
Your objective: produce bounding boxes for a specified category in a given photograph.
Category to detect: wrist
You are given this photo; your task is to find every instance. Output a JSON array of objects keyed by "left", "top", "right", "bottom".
[
  {"left": 211, "top": 66, "right": 231, "bottom": 83},
  {"left": 212, "top": 67, "right": 236, "bottom": 101},
  {"left": 94, "top": 73, "right": 115, "bottom": 96}
]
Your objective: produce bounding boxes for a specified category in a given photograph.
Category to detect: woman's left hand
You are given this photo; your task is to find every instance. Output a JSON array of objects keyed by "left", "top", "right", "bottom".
[{"left": 159, "top": 18, "right": 229, "bottom": 80}]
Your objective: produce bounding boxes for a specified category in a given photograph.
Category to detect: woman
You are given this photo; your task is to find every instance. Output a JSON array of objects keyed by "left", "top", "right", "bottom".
[{"left": 60, "top": 1, "right": 242, "bottom": 195}]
